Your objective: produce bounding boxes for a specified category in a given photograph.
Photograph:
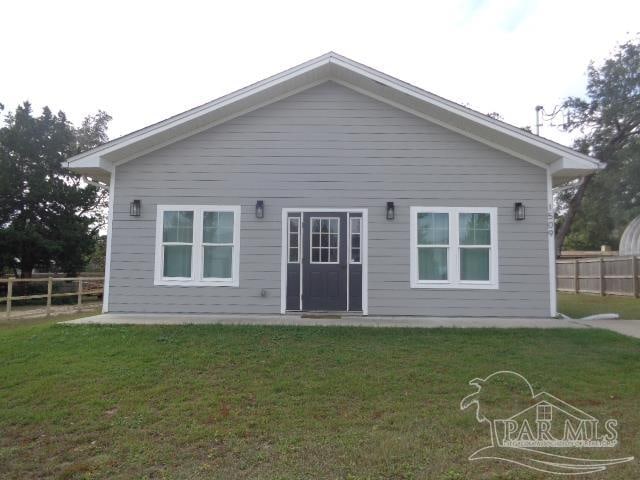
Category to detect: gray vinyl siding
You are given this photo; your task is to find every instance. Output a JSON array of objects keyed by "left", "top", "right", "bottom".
[{"left": 109, "top": 81, "right": 550, "bottom": 316}]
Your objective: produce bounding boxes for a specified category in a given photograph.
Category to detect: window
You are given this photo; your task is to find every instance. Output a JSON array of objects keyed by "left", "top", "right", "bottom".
[
  {"left": 459, "top": 213, "right": 491, "bottom": 281},
  {"left": 288, "top": 217, "right": 300, "bottom": 263},
  {"left": 410, "top": 207, "right": 498, "bottom": 289},
  {"left": 310, "top": 217, "right": 339, "bottom": 263},
  {"left": 416, "top": 212, "right": 449, "bottom": 281},
  {"left": 162, "top": 211, "right": 194, "bottom": 279},
  {"left": 202, "top": 211, "right": 234, "bottom": 279},
  {"left": 350, "top": 217, "right": 362, "bottom": 264},
  {"left": 154, "top": 205, "right": 240, "bottom": 286},
  {"left": 537, "top": 404, "right": 552, "bottom": 422}
]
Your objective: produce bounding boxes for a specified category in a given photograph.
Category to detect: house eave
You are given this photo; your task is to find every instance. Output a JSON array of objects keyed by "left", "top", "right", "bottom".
[
  {"left": 67, "top": 155, "right": 113, "bottom": 183},
  {"left": 550, "top": 156, "right": 604, "bottom": 186}
]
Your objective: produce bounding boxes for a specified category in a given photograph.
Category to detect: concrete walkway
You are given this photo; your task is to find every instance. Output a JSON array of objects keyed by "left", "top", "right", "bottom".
[{"left": 60, "top": 313, "right": 640, "bottom": 339}]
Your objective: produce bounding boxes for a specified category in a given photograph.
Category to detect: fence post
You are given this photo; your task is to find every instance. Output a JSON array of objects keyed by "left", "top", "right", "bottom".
[
  {"left": 77, "top": 279, "right": 83, "bottom": 308},
  {"left": 599, "top": 257, "right": 605, "bottom": 296},
  {"left": 46, "top": 277, "right": 53, "bottom": 317},
  {"left": 633, "top": 256, "right": 639, "bottom": 299},
  {"left": 6, "top": 277, "right": 13, "bottom": 319},
  {"left": 574, "top": 259, "right": 579, "bottom": 294}
]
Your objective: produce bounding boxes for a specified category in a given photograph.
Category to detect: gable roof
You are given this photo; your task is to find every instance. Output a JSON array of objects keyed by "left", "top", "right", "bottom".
[
  {"left": 67, "top": 52, "right": 601, "bottom": 184},
  {"left": 508, "top": 391, "right": 597, "bottom": 422}
]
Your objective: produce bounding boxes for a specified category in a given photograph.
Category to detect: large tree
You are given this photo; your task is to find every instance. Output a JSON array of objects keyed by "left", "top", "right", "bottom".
[
  {"left": 555, "top": 38, "right": 640, "bottom": 255},
  {"left": 0, "top": 103, "right": 111, "bottom": 277}
]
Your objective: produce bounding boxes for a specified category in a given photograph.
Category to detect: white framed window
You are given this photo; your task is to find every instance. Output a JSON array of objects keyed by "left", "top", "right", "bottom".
[
  {"left": 154, "top": 205, "right": 241, "bottom": 286},
  {"left": 349, "top": 217, "right": 362, "bottom": 264},
  {"left": 310, "top": 217, "right": 339, "bottom": 264},
  {"left": 410, "top": 207, "right": 498, "bottom": 289},
  {"left": 288, "top": 216, "right": 300, "bottom": 263}
]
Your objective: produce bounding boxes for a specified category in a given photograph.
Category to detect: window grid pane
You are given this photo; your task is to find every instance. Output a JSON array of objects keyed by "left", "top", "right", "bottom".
[
  {"left": 350, "top": 217, "right": 362, "bottom": 264},
  {"left": 417, "top": 212, "right": 449, "bottom": 245},
  {"left": 311, "top": 217, "right": 339, "bottom": 264},
  {"left": 459, "top": 213, "right": 490, "bottom": 245},
  {"left": 288, "top": 217, "right": 300, "bottom": 263},
  {"left": 163, "top": 211, "right": 194, "bottom": 243},
  {"left": 203, "top": 211, "right": 234, "bottom": 244}
]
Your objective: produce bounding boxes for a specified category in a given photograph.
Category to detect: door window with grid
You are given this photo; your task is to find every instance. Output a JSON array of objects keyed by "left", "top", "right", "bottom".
[{"left": 310, "top": 217, "right": 339, "bottom": 263}]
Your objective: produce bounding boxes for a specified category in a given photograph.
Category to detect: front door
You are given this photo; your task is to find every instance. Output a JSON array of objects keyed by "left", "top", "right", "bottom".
[{"left": 302, "top": 213, "right": 348, "bottom": 311}]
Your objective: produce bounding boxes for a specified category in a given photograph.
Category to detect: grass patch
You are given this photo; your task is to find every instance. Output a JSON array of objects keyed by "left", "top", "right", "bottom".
[
  {"left": 0, "top": 319, "right": 639, "bottom": 479},
  {"left": 558, "top": 293, "right": 640, "bottom": 319}
]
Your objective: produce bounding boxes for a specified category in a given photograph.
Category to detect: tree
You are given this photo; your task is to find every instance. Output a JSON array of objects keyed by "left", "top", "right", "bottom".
[
  {"left": 555, "top": 38, "right": 640, "bottom": 255},
  {"left": 0, "top": 103, "right": 111, "bottom": 277}
]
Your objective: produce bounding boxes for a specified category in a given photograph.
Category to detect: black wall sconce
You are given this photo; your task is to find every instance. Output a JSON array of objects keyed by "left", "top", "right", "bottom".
[
  {"left": 129, "top": 199, "right": 141, "bottom": 217},
  {"left": 514, "top": 202, "right": 526, "bottom": 221},
  {"left": 255, "top": 200, "right": 264, "bottom": 219},
  {"left": 386, "top": 201, "right": 395, "bottom": 220}
]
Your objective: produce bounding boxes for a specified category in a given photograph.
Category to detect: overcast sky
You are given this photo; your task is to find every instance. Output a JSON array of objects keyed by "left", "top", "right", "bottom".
[{"left": 2, "top": 0, "right": 638, "bottom": 146}]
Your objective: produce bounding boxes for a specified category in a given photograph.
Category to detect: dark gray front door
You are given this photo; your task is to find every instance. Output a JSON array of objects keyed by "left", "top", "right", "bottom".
[{"left": 302, "top": 213, "right": 348, "bottom": 311}]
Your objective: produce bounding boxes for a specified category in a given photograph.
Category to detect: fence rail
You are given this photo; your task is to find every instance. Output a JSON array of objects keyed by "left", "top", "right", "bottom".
[
  {"left": 0, "top": 276, "right": 104, "bottom": 319},
  {"left": 557, "top": 256, "right": 639, "bottom": 297}
]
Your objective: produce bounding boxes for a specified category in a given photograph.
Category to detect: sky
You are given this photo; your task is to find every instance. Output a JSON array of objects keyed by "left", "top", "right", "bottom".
[{"left": 2, "top": 0, "right": 639, "bottom": 146}]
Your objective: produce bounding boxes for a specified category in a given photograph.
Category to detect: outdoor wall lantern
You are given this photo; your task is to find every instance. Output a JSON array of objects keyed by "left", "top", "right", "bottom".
[
  {"left": 386, "top": 202, "right": 395, "bottom": 220},
  {"left": 255, "top": 200, "right": 264, "bottom": 219},
  {"left": 129, "top": 199, "right": 141, "bottom": 217},
  {"left": 514, "top": 202, "right": 526, "bottom": 221}
]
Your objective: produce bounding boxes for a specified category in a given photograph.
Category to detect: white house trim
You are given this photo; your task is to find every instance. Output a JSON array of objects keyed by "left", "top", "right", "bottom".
[
  {"left": 547, "top": 169, "right": 558, "bottom": 317},
  {"left": 280, "top": 208, "right": 368, "bottom": 315},
  {"left": 409, "top": 206, "right": 499, "bottom": 290},
  {"left": 102, "top": 167, "right": 115, "bottom": 313}
]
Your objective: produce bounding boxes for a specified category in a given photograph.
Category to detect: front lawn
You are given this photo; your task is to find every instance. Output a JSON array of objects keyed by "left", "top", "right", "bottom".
[
  {"left": 1, "top": 319, "right": 639, "bottom": 479},
  {"left": 558, "top": 292, "right": 640, "bottom": 319}
]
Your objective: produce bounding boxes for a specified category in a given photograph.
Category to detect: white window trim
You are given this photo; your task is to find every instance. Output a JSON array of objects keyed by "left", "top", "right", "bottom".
[
  {"left": 410, "top": 206, "right": 498, "bottom": 289},
  {"left": 309, "top": 216, "right": 340, "bottom": 264},
  {"left": 288, "top": 216, "right": 301, "bottom": 264},
  {"left": 154, "top": 205, "right": 241, "bottom": 287}
]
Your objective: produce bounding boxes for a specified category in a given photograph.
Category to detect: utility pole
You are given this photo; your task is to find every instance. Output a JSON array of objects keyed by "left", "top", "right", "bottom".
[{"left": 535, "top": 105, "right": 543, "bottom": 135}]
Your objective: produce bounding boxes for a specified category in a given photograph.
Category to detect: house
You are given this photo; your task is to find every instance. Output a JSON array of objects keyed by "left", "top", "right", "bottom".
[{"left": 67, "top": 52, "right": 599, "bottom": 317}]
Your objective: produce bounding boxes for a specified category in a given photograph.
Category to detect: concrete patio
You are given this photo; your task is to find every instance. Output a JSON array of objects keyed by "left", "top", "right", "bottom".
[{"left": 61, "top": 313, "right": 640, "bottom": 339}]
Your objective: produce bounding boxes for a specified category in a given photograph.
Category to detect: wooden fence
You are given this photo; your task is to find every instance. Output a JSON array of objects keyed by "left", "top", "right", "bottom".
[
  {"left": 557, "top": 256, "right": 639, "bottom": 297},
  {"left": 0, "top": 277, "right": 104, "bottom": 319}
]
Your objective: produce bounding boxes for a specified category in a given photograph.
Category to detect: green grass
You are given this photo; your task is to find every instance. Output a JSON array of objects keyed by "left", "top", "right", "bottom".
[
  {"left": 558, "top": 293, "right": 640, "bottom": 319},
  {"left": 1, "top": 317, "right": 639, "bottom": 479}
]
